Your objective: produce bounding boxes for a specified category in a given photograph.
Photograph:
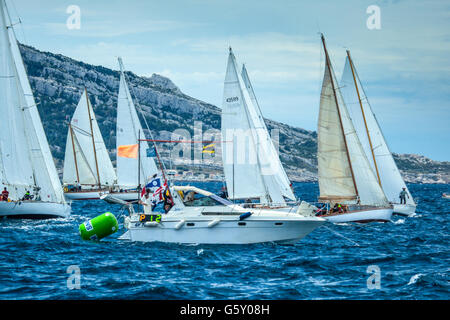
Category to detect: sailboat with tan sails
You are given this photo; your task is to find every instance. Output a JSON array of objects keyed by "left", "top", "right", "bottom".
[{"left": 315, "top": 35, "right": 393, "bottom": 223}]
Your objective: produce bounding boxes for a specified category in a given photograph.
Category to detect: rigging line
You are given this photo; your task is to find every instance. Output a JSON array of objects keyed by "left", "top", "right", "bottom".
[{"left": 323, "top": 226, "right": 360, "bottom": 247}]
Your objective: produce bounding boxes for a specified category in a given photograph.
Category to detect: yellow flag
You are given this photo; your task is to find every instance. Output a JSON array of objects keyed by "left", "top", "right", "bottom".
[{"left": 118, "top": 144, "right": 138, "bottom": 158}]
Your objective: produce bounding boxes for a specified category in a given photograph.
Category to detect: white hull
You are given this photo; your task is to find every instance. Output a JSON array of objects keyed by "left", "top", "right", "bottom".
[
  {"left": 106, "top": 192, "right": 139, "bottom": 202},
  {"left": 0, "top": 201, "right": 70, "bottom": 219},
  {"left": 64, "top": 191, "right": 101, "bottom": 200},
  {"left": 122, "top": 216, "right": 324, "bottom": 244},
  {"left": 320, "top": 208, "right": 392, "bottom": 223},
  {"left": 393, "top": 204, "right": 416, "bottom": 216}
]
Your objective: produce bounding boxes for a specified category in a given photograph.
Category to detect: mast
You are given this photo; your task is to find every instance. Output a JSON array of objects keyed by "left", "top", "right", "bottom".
[
  {"left": 346, "top": 50, "right": 382, "bottom": 186},
  {"left": 321, "top": 34, "right": 359, "bottom": 199},
  {"left": 85, "top": 88, "right": 101, "bottom": 189},
  {"left": 69, "top": 124, "right": 80, "bottom": 184}
]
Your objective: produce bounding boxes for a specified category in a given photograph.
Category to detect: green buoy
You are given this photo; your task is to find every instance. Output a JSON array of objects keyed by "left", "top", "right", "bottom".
[{"left": 79, "top": 212, "right": 119, "bottom": 241}]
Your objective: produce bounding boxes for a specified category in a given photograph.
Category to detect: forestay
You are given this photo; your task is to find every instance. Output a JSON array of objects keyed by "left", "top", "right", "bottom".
[
  {"left": 63, "top": 90, "right": 116, "bottom": 186},
  {"left": 0, "top": 0, "right": 65, "bottom": 203},
  {"left": 340, "top": 55, "right": 415, "bottom": 206},
  {"left": 116, "top": 57, "right": 158, "bottom": 188}
]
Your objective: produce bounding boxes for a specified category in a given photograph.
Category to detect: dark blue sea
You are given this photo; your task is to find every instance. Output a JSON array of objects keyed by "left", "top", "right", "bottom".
[{"left": 0, "top": 182, "right": 448, "bottom": 300}]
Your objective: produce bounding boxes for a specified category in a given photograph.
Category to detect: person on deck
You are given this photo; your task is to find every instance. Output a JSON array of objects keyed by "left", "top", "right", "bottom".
[
  {"left": 1, "top": 188, "right": 9, "bottom": 201},
  {"left": 139, "top": 189, "right": 153, "bottom": 214},
  {"left": 399, "top": 188, "right": 409, "bottom": 204},
  {"left": 23, "top": 190, "right": 32, "bottom": 201}
]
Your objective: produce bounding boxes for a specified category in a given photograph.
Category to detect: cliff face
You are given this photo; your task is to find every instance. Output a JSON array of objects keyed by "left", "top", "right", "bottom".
[{"left": 19, "top": 44, "right": 449, "bottom": 184}]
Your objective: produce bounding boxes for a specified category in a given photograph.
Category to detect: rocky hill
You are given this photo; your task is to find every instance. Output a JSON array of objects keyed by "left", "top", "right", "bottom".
[{"left": 19, "top": 44, "right": 449, "bottom": 184}]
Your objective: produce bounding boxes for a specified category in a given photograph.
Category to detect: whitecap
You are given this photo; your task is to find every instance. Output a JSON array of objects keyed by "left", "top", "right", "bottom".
[
  {"left": 393, "top": 219, "right": 405, "bottom": 225},
  {"left": 407, "top": 273, "right": 424, "bottom": 285}
]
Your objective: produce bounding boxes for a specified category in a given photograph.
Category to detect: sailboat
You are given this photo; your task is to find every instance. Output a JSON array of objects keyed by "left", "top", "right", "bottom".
[
  {"left": 315, "top": 35, "right": 393, "bottom": 223},
  {"left": 339, "top": 50, "right": 416, "bottom": 216},
  {"left": 105, "top": 57, "right": 159, "bottom": 202},
  {"left": 63, "top": 89, "right": 117, "bottom": 200},
  {"left": 221, "top": 48, "right": 297, "bottom": 208},
  {"left": 0, "top": 0, "right": 70, "bottom": 218}
]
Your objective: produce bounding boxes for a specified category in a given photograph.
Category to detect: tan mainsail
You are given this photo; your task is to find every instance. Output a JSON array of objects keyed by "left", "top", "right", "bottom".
[{"left": 318, "top": 35, "right": 389, "bottom": 207}]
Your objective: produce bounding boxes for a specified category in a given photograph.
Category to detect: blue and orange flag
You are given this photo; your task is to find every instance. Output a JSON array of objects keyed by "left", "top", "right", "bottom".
[{"left": 117, "top": 144, "right": 138, "bottom": 159}]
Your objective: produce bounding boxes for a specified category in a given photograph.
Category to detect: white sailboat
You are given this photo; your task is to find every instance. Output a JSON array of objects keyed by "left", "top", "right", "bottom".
[
  {"left": 316, "top": 35, "right": 393, "bottom": 223},
  {"left": 221, "top": 48, "right": 296, "bottom": 207},
  {"left": 339, "top": 50, "right": 416, "bottom": 216},
  {"left": 0, "top": 0, "right": 70, "bottom": 218},
  {"left": 106, "top": 57, "right": 159, "bottom": 202},
  {"left": 120, "top": 185, "right": 325, "bottom": 244},
  {"left": 63, "top": 89, "right": 117, "bottom": 200}
]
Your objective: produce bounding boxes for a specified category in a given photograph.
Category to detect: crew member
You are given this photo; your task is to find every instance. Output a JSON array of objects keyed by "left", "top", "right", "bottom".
[
  {"left": 23, "top": 190, "right": 32, "bottom": 201},
  {"left": 139, "top": 189, "right": 153, "bottom": 214},
  {"left": 399, "top": 187, "right": 409, "bottom": 204},
  {"left": 1, "top": 187, "right": 8, "bottom": 201}
]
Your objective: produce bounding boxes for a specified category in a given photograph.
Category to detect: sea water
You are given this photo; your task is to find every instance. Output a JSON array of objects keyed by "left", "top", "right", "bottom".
[{"left": 0, "top": 182, "right": 448, "bottom": 299}]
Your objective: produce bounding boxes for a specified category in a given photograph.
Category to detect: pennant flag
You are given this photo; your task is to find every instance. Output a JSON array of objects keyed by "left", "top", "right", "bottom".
[
  {"left": 118, "top": 144, "right": 138, "bottom": 159},
  {"left": 146, "top": 147, "right": 156, "bottom": 158},
  {"left": 202, "top": 143, "right": 215, "bottom": 154}
]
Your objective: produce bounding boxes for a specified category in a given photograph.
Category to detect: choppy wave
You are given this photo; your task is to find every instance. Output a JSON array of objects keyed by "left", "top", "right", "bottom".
[{"left": 0, "top": 182, "right": 448, "bottom": 299}]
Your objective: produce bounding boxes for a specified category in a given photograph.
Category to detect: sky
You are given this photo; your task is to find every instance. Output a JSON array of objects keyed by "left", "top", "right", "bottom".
[{"left": 6, "top": 0, "right": 450, "bottom": 161}]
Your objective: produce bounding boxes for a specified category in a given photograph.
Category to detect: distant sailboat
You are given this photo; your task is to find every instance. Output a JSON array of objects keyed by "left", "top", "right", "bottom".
[
  {"left": 315, "top": 35, "right": 393, "bottom": 223},
  {"left": 339, "top": 50, "right": 416, "bottom": 216},
  {"left": 63, "top": 89, "right": 117, "bottom": 200},
  {"left": 107, "top": 57, "right": 159, "bottom": 201},
  {"left": 0, "top": 0, "right": 70, "bottom": 218},
  {"left": 221, "top": 48, "right": 296, "bottom": 207}
]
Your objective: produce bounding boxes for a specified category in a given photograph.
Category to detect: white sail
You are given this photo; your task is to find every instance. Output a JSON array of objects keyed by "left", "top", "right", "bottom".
[
  {"left": 116, "top": 57, "right": 158, "bottom": 188},
  {"left": 340, "top": 55, "right": 415, "bottom": 206},
  {"left": 222, "top": 49, "right": 293, "bottom": 205},
  {"left": 0, "top": 0, "right": 65, "bottom": 203},
  {"left": 63, "top": 90, "right": 116, "bottom": 186},
  {"left": 222, "top": 49, "right": 267, "bottom": 202},
  {"left": 241, "top": 64, "right": 296, "bottom": 202},
  {"left": 318, "top": 37, "right": 389, "bottom": 207}
]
